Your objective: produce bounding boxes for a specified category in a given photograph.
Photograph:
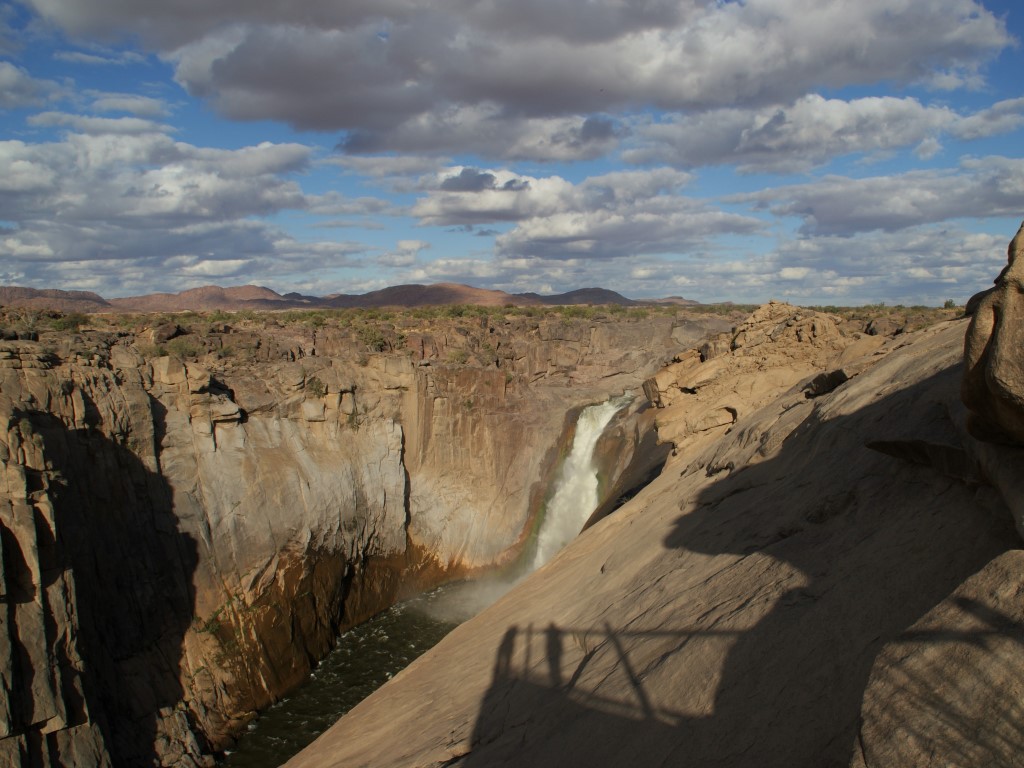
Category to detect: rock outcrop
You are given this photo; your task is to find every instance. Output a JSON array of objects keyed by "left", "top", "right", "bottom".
[
  {"left": 286, "top": 304, "right": 1024, "bottom": 767},
  {"left": 0, "top": 309, "right": 723, "bottom": 765},
  {"left": 645, "top": 301, "right": 885, "bottom": 457},
  {"left": 963, "top": 220, "right": 1024, "bottom": 444}
]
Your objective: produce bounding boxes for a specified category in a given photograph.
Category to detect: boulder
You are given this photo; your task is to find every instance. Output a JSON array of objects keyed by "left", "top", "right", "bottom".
[
  {"left": 962, "top": 221, "right": 1024, "bottom": 444},
  {"left": 147, "top": 323, "right": 185, "bottom": 344}
]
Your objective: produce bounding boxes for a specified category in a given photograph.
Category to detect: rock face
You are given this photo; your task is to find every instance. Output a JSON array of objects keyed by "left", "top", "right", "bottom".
[
  {"left": 646, "top": 301, "right": 884, "bottom": 456},
  {"left": 963, "top": 220, "right": 1024, "bottom": 444},
  {"left": 854, "top": 550, "right": 1024, "bottom": 767},
  {"left": 0, "top": 309, "right": 722, "bottom": 765},
  {"left": 285, "top": 309, "right": 1023, "bottom": 768},
  {"left": 961, "top": 220, "right": 1024, "bottom": 542}
]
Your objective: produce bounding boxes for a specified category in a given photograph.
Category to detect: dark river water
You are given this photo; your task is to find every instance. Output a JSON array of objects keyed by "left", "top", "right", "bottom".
[
  {"left": 221, "top": 586, "right": 464, "bottom": 768},
  {"left": 220, "top": 577, "right": 519, "bottom": 768}
]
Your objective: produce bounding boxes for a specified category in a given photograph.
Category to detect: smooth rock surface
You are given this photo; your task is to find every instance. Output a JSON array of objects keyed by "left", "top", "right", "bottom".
[{"left": 854, "top": 549, "right": 1024, "bottom": 768}]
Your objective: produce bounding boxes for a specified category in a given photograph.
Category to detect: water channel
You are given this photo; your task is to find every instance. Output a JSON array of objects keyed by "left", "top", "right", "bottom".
[{"left": 222, "top": 585, "right": 459, "bottom": 767}]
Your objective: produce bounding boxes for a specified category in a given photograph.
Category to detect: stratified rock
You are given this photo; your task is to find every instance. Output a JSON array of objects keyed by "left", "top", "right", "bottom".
[
  {"left": 962, "top": 220, "right": 1024, "bottom": 444},
  {"left": 645, "top": 302, "right": 866, "bottom": 452}
]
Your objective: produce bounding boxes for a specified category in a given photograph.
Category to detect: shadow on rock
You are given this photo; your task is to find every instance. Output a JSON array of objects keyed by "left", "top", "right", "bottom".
[
  {"left": 2, "top": 396, "right": 203, "bottom": 765},
  {"left": 457, "top": 363, "right": 1021, "bottom": 767}
]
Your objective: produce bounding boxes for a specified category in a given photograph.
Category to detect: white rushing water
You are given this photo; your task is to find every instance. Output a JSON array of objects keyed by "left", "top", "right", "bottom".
[
  {"left": 420, "top": 394, "right": 633, "bottom": 624},
  {"left": 531, "top": 395, "right": 632, "bottom": 569}
]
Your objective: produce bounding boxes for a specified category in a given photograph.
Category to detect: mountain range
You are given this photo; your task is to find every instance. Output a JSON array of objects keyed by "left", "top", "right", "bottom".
[{"left": 0, "top": 283, "right": 698, "bottom": 313}]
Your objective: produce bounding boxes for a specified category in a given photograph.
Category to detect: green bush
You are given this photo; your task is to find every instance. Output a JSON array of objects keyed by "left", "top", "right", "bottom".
[
  {"left": 135, "top": 343, "right": 166, "bottom": 359},
  {"left": 357, "top": 325, "right": 388, "bottom": 352},
  {"left": 306, "top": 375, "right": 326, "bottom": 398},
  {"left": 166, "top": 337, "right": 201, "bottom": 359},
  {"left": 49, "top": 312, "right": 88, "bottom": 331}
]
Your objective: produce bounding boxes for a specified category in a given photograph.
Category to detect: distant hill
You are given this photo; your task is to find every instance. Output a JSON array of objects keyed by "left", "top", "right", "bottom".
[
  {"left": 0, "top": 282, "right": 682, "bottom": 313},
  {"left": 325, "top": 283, "right": 533, "bottom": 308},
  {"left": 109, "top": 285, "right": 293, "bottom": 312},
  {"left": 516, "top": 288, "right": 637, "bottom": 306},
  {"left": 647, "top": 295, "right": 701, "bottom": 306},
  {"left": 0, "top": 287, "right": 112, "bottom": 313}
]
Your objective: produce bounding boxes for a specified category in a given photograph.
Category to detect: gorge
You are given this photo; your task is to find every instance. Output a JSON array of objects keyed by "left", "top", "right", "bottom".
[{"left": 0, "top": 303, "right": 726, "bottom": 766}]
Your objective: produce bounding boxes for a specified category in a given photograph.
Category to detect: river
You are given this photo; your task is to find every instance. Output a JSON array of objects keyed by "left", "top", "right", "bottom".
[{"left": 221, "top": 584, "right": 464, "bottom": 767}]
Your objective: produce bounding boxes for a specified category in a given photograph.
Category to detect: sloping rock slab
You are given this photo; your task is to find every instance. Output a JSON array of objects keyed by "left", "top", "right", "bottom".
[{"left": 854, "top": 549, "right": 1024, "bottom": 768}]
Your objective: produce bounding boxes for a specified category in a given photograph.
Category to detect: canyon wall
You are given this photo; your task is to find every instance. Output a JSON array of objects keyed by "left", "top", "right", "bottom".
[{"left": 0, "top": 309, "right": 722, "bottom": 765}]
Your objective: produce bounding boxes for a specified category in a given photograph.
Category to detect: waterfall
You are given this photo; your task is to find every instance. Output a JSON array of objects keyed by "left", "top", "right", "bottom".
[
  {"left": 532, "top": 395, "right": 632, "bottom": 569},
  {"left": 417, "top": 394, "right": 633, "bottom": 624}
]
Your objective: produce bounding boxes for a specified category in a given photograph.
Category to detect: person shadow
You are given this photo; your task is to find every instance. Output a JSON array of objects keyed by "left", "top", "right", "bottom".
[
  {"left": 458, "top": 363, "right": 1023, "bottom": 767},
  {"left": 1, "top": 396, "right": 202, "bottom": 766}
]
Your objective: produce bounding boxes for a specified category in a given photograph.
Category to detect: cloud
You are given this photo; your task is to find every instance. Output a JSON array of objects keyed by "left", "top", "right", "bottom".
[
  {"left": 326, "top": 154, "right": 448, "bottom": 178},
  {"left": 0, "top": 118, "right": 376, "bottom": 295},
  {"left": 412, "top": 167, "right": 572, "bottom": 225},
  {"left": 53, "top": 48, "right": 147, "bottom": 66},
  {"left": 413, "top": 165, "right": 760, "bottom": 260},
  {"left": 949, "top": 97, "right": 1024, "bottom": 140},
  {"left": 27, "top": 111, "right": 172, "bottom": 135},
  {"left": 87, "top": 91, "right": 171, "bottom": 117},
  {"left": 24, "top": 0, "right": 1012, "bottom": 159},
  {"left": 624, "top": 95, "right": 1024, "bottom": 172},
  {"left": 396, "top": 223, "right": 1009, "bottom": 306},
  {"left": 756, "top": 226, "right": 1011, "bottom": 305},
  {"left": 0, "top": 5, "right": 25, "bottom": 56},
  {"left": 440, "top": 168, "right": 499, "bottom": 192},
  {"left": 2, "top": 233, "right": 367, "bottom": 297},
  {"left": 338, "top": 106, "right": 626, "bottom": 162},
  {"left": 495, "top": 201, "right": 763, "bottom": 261},
  {"left": 0, "top": 61, "right": 63, "bottom": 108},
  {"left": 736, "top": 155, "right": 1024, "bottom": 235},
  {"left": 307, "top": 192, "right": 400, "bottom": 217},
  {"left": 436, "top": 167, "right": 531, "bottom": 193},
  {"left": 377, "top": 239, "right": 429, "bottom": 267}
]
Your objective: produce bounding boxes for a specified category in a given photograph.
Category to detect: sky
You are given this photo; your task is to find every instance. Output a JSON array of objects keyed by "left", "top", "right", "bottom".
[{"left": 0, "top": 0, "right": 1022, "bottom": 305}]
